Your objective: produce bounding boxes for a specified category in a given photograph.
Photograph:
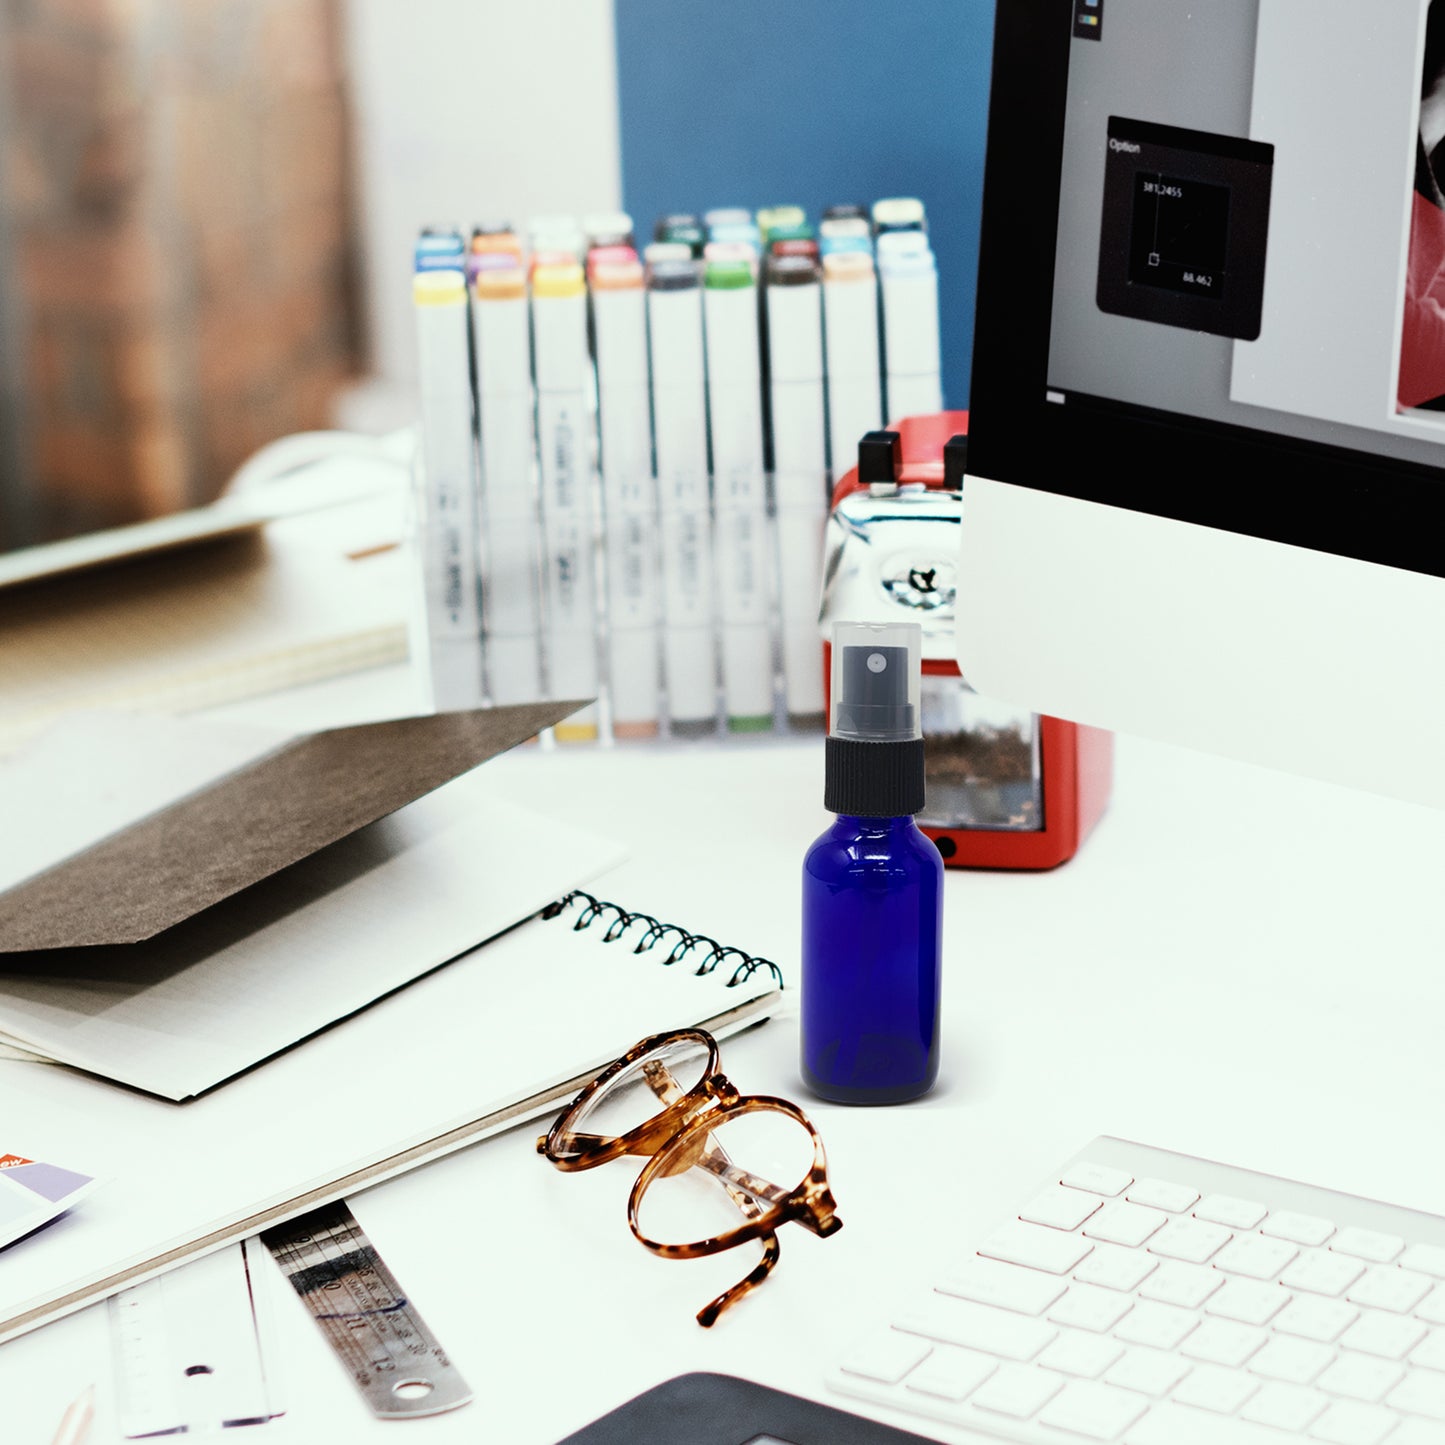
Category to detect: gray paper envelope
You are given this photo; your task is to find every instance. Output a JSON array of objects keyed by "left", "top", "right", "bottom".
[{"left": 0, "top": 700, "right": 585, "bottom": 952}]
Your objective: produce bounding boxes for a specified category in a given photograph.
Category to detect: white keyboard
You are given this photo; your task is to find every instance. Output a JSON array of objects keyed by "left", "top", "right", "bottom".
[{"left": 828, "top": 1137, "right": 1445, "bottom": 1444}]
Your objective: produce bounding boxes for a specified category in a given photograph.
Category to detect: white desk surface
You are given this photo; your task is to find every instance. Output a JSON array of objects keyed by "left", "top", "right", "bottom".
[{"left": 4, "top": 662, "right": 1444, "bottom": 1445}]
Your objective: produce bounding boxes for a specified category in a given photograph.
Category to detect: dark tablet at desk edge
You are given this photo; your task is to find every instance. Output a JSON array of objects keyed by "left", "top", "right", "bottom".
[{"left": 556, "top": 1372, "right": 941, "bottom": 1445}]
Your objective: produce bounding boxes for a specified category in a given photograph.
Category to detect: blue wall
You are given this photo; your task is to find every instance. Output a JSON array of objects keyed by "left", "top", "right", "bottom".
[{"left": 613, "top": 0, "right": 995, "bottom": 411}]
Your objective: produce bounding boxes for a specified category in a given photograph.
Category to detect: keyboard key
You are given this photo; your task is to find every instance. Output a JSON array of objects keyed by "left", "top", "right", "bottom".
[
  {"left": 1113, "top": 1300, "right": 1199, "bottom": 1350},
  {"left": 1074, "top": 1241, "right": 1159, "bottom": 1292},
  {"left": 1262, "top": 1211, "right": 1337, "bottom": 1247},
  {"left": 1148, "top": 1218, "right": 1232, "bottom": 1264},
  {"left": 1171, "top": 1361, "right": 1260, "bottom": 1413},
  {"left": 894, "top": 1297, "right": 1057, "bottom": 1361},
  {"left": 936, "top": 1257, "right": 1067, "bottom": 1316},
  {"left": 1205, "top": 1278, "right": 1290, "bottom": 1326},
  {"left": 970, "top": 1362, "right": 1065, "bottom": 1418},
  {"left": 1138, "top": 1259, "right": 1225, "bottom": 1309},
  {"left": 1331, "top": 1227, "right": 1405, "bottom": 1264},
  {"left": 1104, "top": 1346, "right": 1191, "bottom": 1398},
  {"left": 1274, "top": 1296, "right": 1360, "bottom": 1343},
  {"left": 1038, "top": 1328, "right": 1125, "bottom": 1379},
  {"left": 1125, "top": 1399, "right": 1317, "bottom": 1444},
  {"left": 1283, "top": 1249, "right": 1367, "bottom": 1298},
  {"left": 1194, "top": 1194, "right": 1268, "bottom": 1230},
  {"left": 1248, "top": 1335, "right": 1335, "bottom": 1384},
  {"left": 1047, "top": 1283, "right": 1135, "bottom": 1334},
  {"left": 1386, "top": 1366, "right": 1445, "bottom": 1419},
  {"left": 1084, "top": 1201, "right": 1168, "bottom": 1248},
  {"left": 1399, "top": 1243, "right": 1445, "bottom": 1279},
  {"left": 1242, "top": 1381, "right": 1329, "bottom": 1431},
  {"left": 1061, "top": 1162, "right": 1133, "bottom": 1198},
  {"left": 1125, "top": 1178, "right": 1199, "bottom": 1213},
  {"left": 1389, "top": 1418, "right": 1445, "bottom": 1445},
  {"left": 1021, "top": 1183, "right": 1104, "bottom": 1231},
  {"left": 1416, "top": 1285, "right": 1445, "bottom": 1325},
  {"left": 1181, "top": 1318, "right": 1268, "bottom": 1367},
  {"left": 1346, "top": 1266, "right": 1432, "bottom": 1314},
  {"left": 1038, "top": 1379, "right": 1149, "bottom": 1439},
  {"left": 979, "top": 1221, "right": 1093, "bottom": 1275},
  {"left": 1410, "top": 1328, "right": 1445, "bottom": 1371},
  {"left": 1339, "top": 1310, "right": 1427, "bottom": 1360},
  {"left": 1307, "top": 1399, "right": 1399, "bottom": 1444},
  {"left": 902, "top": 1344, "right": 998, "bottom": 1401},
  {"left": 838, "top": 1329, "right": 932, "bottom": 1384},
  {"left": 1213, "top": 1233, "right": 1299, "bottom": 1280},
  {"left": 1316, "top": 1352, "right": 1405, "bottom": 1402}
]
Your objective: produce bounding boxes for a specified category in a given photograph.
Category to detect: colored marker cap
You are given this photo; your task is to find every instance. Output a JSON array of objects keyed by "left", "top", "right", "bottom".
[
  {"left": 822, "top": 251, "right": 875, "bottom": 282},
  {"left": 529, "top": 246, "right": 580, "bottom": 274},
  {"left": 709, "top": 221, "right": 761, "bottom": 250},
  {"left": 471, "top": 230, "right": 522, "bottom": 257},
  {"left": 758, "top": 204, "right": 807, "bottom": 237},
  {"left": 474, "top": 265, "right": 526, "bottom": 300},
  {"left": 654, "top": 212, "right": 699, "bottom": 240},
  {"left": 646, "top": 258, "right": 699, "bottom": 291},
  {"left": 771, "top": 237, "right": 820, "bottom": 260},
  {"left": 658, "top": 220, "right": 705, "bottom": 254},
  {"left": 589, "top": 254, "right": 644, "bottom": 290},
  {"left": 583, "top": 210, "right": 634, "bottom": 245},
  {"left": 820, "top": 215, "right": 871, "bottom": 240},
  {"left": 704, "top": 257, "right": 754, "bottom": 290},
  {"left": 644, "top": 240, "right": 694, "bottom": 264},
  {"left": 876, "top": 228, "right": 932, "bottom": 258},
  {"left": 823, "top": 203, "right": 869, "bottom": 222},
  {"left": 587, "top": 243, "right": 640, "bottom": 269},
  {"left": 766, "top": 222, "right": 814, "bottom": 247},
  {"left": 414, "top": 231, "right": 466, "bottom": 270},
  {"left": 703, "top": 240, "right": 757, "bottom": 265},
  {"left": 766, "top": 253, "right": 821, "bottom": 286},
  {"left": 871, "top": 196, "right": 927, "bottom": 232},
  {"left": 704, "top": 206, "right": 752, "bottom": 230},
  {"left": 531, "top": 261, "right": 586, "bottom": 298},
  {"left": 413, "top": 269, "right": 467, "bottom": 305},
  {"left": 819, "top": 233, "right": 874, "bottom": 257}
]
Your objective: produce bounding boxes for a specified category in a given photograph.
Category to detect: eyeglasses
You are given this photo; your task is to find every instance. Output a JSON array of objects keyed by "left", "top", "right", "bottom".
[{"left": 537, "top": 1029, "right": 842, "bottom": 1326}]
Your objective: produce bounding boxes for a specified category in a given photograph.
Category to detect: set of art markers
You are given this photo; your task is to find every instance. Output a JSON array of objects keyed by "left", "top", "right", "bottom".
[{"left": 410, "top": 198, "right": 942, "bottom": 742}]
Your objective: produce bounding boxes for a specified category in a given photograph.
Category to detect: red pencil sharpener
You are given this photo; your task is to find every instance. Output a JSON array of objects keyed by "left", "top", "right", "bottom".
[{"left": 821, "top": 410, "right": 1113, "bottom": 869}]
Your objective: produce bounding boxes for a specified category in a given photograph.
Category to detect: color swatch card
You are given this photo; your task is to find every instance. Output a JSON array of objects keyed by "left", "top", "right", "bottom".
[{"left": 0, "top": 1153, "right": 100, "bottom": 1250}]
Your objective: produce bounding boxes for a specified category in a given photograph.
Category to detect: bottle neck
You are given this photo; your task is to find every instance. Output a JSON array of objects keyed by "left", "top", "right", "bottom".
[{"left": 832, "top": 813, "right": 918, "bottom": 836}]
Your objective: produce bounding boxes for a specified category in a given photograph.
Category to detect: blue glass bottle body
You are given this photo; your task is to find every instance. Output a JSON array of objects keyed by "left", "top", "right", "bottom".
[{"left": 800, "top": 813, "right": 943, "bottom": 1104}]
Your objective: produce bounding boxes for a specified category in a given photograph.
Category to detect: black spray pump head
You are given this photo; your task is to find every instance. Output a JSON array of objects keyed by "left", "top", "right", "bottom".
[{"left": 834, "top": 644, "right": 916, "bottom": 741}]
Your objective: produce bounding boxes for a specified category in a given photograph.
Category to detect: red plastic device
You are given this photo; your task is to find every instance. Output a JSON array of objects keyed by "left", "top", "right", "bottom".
[{"left": 827, "top": 410, "right": 1114, "bottom": 870}]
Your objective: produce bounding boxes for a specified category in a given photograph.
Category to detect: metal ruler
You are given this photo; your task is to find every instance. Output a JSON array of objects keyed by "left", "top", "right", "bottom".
[
  {"left": 109, "top": 1239, "right": 284, "bottom": 1437},
  {"left": 259, "top": 1199, "right": 472, "bottom": 1419}
]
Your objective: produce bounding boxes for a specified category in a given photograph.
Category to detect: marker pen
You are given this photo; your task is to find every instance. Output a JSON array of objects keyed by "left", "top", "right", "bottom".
[
  {"left": 822, "top": 250, "right": 883, "bottom": 485},
  {"left": 643, "top": 240, "right": 696, "bottom": 267},
  {"left": 646, "top": 256, "right": 718, "bottom": 736},
  {"left": 412, "top": 268, "right": 484, "bottom": 709},
  {"left": 757, "top": 204, "right": 806, "bottom": 242},
  {"left": 767, "top": 252, "right": 829, "bottom": 726},
  {"left": 765, "top": 222, "right": 815, "bottom": 252},
  {"left": 590, "top": 249, "right": 662, "bottom": 739},
  {"left": 654, "top": 212, "right": 699, "bottom": 240},
  {"left": 532, "top": 259, "right": 601, "bottom": 740},
  {"left": 704, "top": 255, "right": 774, "bottom": 732},
  {"left": 472, "top": 262, "right": 543, "bottom": 707},
  {"left": 822, "top": 203, "right": 869, "bottom": 223},
  {"left": 708, "top": 220, "right": 763, "bottom": 253},
  {"left": 528, "top": 213, "right": 585, "bottom": 253},
  {"left": 878, "top": 236, "right": 943, "bottom": 422}
]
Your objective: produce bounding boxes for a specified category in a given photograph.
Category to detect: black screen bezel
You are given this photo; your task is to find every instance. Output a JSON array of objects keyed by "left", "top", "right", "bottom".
[{"left": 967, "top": 0, "right": 1445, "bottom": 579}]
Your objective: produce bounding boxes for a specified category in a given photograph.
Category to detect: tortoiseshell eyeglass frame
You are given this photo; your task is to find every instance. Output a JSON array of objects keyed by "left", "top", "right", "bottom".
[{"left": 536, "top": 1028, "right": 842, "bottom": 1327}]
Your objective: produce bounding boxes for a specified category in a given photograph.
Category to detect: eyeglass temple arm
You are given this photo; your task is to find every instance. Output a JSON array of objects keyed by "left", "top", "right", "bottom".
[{"left": 696, "top": 1230, "right": 781, "bottom": 1328}]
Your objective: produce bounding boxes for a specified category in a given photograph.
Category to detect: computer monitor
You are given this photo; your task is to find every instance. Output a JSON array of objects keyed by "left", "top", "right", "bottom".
[{"left": 956, "top": 0, "right": 1445, "bottom": 809}]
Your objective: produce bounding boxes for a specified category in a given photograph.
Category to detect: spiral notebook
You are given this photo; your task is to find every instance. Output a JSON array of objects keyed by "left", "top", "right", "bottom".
[{"left": 0, "top": 890, "right": 784, "bottom": 1345}]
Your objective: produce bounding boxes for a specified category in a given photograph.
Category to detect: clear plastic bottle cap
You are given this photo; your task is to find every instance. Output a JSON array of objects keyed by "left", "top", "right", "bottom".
[{"left": 829, "top": 621, "right": 922, "bottom": 742}]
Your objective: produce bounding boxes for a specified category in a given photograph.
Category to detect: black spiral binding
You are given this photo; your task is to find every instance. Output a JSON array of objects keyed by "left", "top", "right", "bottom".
[{"left": 540, "top": 891, "right": 785, "bottom": 989}]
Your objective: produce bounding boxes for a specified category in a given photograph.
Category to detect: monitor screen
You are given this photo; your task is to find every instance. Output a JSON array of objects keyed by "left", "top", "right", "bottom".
[
  {"left": 957, "top": 0, "right": 1445, "bottom": 807},
  {"left": 967, "top": 0, "right": 1445, "bottom": 580}
]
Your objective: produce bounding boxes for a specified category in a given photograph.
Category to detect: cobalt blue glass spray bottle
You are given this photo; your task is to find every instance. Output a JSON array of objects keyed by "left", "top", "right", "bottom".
[{"left": 801, "top": 621, "right": 943, "bottom": 1104}]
